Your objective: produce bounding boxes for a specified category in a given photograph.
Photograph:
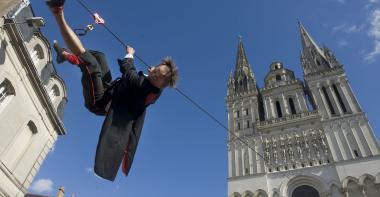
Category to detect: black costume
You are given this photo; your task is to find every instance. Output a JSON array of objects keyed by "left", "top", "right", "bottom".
[{"left": 78, "top": 50, "right": 161, "bottom": 181}]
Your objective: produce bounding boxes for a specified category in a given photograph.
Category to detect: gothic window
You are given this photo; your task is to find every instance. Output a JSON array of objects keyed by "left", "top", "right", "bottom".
[
  {"left": 332, "top": 84, "right": 347, "bottom": 113},
  {"left": 244, "top": 108, "right": 249, "bottom": 116},
  {"left": 321, "top": 87, "right": 336, "bottom": 115},
  {"left": 276, "top": 75, "right": 281, "bottom": 81},
  {"left": 246, "top": 120, "right": 250, "bottom": 128},
  {"left": 275, "top": 101, "right": 283, "bottom": 118},
  {"left": 0, "top": 79, "right": 15, "bottom": 108},
  {"left": 237, "top": 122, "right": 241, "bottom": 130},
  {"left": 288, "top": 98, "right": 297, "bottom": 114}
]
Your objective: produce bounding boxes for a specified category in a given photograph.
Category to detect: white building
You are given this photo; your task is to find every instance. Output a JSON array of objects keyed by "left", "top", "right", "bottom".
[
  {"left": 0, "top": 1, "right": 67, "bottom": 197},
  {"left": 226, "top": 23, "right": 380, "bottom": 197}
]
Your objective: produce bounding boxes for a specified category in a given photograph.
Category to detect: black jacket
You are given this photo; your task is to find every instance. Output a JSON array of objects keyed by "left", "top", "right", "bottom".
[{"left": 94, "top": 58, "right": 161, "bottom": 181}]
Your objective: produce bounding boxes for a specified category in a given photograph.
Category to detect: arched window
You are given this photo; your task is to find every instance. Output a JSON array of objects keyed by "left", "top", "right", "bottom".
[
  {"left": 288, "top": 98, "right": 297, "bottom": 114},
  {"left": 0, "top": 79, "right": 15, "bottom": 108},
  {"left": 322, "top": 87, "right": 335, "bottom": 115},
  {"left": 332, "top": 84, "right": 347, "bottom": 113},
  {"left": 347, "top": 180, "right": 362, "bottom": 197},
  {"left": 276, "top": 101, "right": 283, "bottom": 118},
  {"left": 292, "top": 185, "right": 320, "bottom": 197},
  {"left": 276, "top": 75, "right": 281, "bottom": 81},
  {"left": 49, "top": 85, "right": 60, "bottom": 103},
  {"left": 31, "top": 44, "right": 44, "bottom": 65}
]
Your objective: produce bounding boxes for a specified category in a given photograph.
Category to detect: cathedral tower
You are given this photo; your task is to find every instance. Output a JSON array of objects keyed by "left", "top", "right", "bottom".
[{"left": 227, "top": 24, "right": 380, "bottom": 197}]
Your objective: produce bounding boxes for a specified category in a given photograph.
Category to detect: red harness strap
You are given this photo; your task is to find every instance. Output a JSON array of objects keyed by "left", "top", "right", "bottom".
[{"left": 63, "top": 52, "right": 81, "bottom": 65}]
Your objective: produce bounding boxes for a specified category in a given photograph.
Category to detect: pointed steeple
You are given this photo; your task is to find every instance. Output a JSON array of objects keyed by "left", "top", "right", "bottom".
[
  {"left": 299, "top": 22, "right": 333, "bottom": 75},
  {"left": 235, "top": 37, "right": 250, "bottom": 71},
  {"left": 299, "top": 22, "right": 326, "bottom": 59},
  {"left": 228, "top": 38, "right": 257, "bottom": 96}
]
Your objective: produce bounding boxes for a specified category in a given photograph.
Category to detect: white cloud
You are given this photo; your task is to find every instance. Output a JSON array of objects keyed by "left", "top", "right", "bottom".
[
  {"left": 30, "top": 179, "right": 54, "bottom": 193},
  {"left": 364, "top": 41, "right": 380, "bottom": 62},
  {"left": 369, "top": 10, "right": 380, "bottom": 39},
  {"left": 366, "top": 0, "right": 379, "bottom": 9},
  {"left": 338, "top": 40, "right": 348, "bottom": 46},
  {"left": 333, "top": 24, "right": 365, "bottom": 33},
  {"left": 365, "top": 9, "right": 380, "bottom": 62}
]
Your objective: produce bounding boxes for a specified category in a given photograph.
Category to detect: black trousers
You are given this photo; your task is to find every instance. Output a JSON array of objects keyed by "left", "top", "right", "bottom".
[{"left": 78, "top": 50, "right": 113, "bottom": 115}]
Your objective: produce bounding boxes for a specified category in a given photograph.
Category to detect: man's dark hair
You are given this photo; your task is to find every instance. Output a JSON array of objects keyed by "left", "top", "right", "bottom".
[{"left": 161, "top": 57, "right": 179, "bottom": 88}]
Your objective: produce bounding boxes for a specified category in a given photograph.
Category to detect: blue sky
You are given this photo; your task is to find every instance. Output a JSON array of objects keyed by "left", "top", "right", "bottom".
[{"left": 29, "top": 0, "right": 380, "bottom": 196}]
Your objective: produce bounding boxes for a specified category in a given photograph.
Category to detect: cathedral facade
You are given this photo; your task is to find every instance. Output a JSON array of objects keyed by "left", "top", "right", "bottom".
[
  {"left": 0, "top": 1, "right": 67, "bottom": 196},
  {"left": 226, "top": 24, "right": 380, "bottom": 197}
]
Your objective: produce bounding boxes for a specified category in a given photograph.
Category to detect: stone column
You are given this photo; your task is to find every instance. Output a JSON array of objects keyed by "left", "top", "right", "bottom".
[
  {"left": 324, "top": 129, "right": 340, "bottom": 161},
  {"left": 228, "top": 143, "right": 234, "bottom": 177},
  {"left": 352, "top": 122, "right": 372, "bottom": 156},
  {"left": 313, "top": 84, "right": 329, "bottom": 118},
  {"left": 332, "top": 124, "right": 349, "bottom": 160},
  {"left": 349, "top": 121, "right": 368, "bottom": 157},
  {"left": 296, "top": 91, "right": 307, "bottom": 112},
  {"left": 339, "top": 79, "right": 361, "bottom": 113},
  {"left": 360, "top": 120, "right": 380, "bottom": 155},
  {"left": 282, "top": 93, "right": 290, "bottom": 115},
  {"left": 234, "top": 143, "right": 241, "bottom": 176},
  {"left": 263, "top": 97, "right": 270, "bottom": 120},
  {"left": 249, "top": 140, "right": 257, "bottom": 174}
]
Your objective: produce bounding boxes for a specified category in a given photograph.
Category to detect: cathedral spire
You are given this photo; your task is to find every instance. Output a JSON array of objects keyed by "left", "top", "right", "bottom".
[
  {"left": 235, "top": 37, "right": 250, "bottom": 71},
  {"left": 299, "top": 22, "right": 333, "bottom": 75},
  {"left": 299, "top": 22, "right": 326, "bottom": 59},
  {"left": 228, "top": 38, "right": 257, "bottom": 95}
]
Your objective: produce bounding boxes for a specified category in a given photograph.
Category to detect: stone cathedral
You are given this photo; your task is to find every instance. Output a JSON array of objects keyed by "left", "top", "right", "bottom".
[{"left": 226, "top": 24, "right": 380, "bottom": 197}]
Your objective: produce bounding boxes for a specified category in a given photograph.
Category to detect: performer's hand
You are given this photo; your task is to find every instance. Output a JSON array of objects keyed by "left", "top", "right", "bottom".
[{"left": 126, "top": 46, "right": 135, "bottom": 56}]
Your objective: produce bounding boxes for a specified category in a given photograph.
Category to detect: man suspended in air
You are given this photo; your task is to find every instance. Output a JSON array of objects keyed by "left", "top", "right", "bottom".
[{"left": 46, "top": 0, "right": 179, "bottom": 181}]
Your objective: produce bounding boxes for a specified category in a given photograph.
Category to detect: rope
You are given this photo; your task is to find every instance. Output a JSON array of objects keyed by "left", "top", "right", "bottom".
[
  {"left": 73, "top": 0, "right": 271, "bottom": 169},
  {"left": 75, "top": 0, "right": 151, "bottom": 69}
]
